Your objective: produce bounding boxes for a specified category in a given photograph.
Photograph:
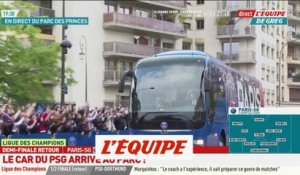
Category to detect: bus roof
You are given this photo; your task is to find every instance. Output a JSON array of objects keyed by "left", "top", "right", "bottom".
[
  {"left": 155, "top": 50, "right": 208, "bottom": 57},
  {"left": 137, "top": 50, "right": 260, "bottom": 83},
  {"left": 137, "top": 50, "right": 209, "bottom": 66}
]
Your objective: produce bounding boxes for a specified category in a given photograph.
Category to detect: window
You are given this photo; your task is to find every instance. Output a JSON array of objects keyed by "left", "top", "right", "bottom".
[
  {"left": 276, "top": 86, "right": 279, "bottom": 100},
  {"left": 134, "top": 9, "right": 149, "bottom": 17},
  {"left": 186, "top": 1, "right": 192, "bottom": 5},
  {"left": 246, "top": 0, "right": 251, "bottom": 8},
  {"left": 118, "top": 5, "right": 130, "bottom": 14},
  {"left": 261, "top": 68, "right": 265, "bottom": 80},
  {"left": 183, "top": 22, "right": 191, "bottom": 30},
  {"left": 266, "top": 46, "right": 270, "bottom": 58},
  {"left": 223, "top": 42, "right": 240, "bottom": 53},
  {"left": 41, "top": 28, "right": 52, "bottom": 35},
  {"left": 261, "top": 44, "right": 265, "bottom": 57},
  {"left": 163, "top": 42, "right": 174, "bottom": 49},
  {"left": 134, "top": 36, "right": 138, "bottom": 44},
  {"left": 197, "top": 0, "right": 204, "bottom": 5},
  {"left": 196, "top": 19, "right": 204, "bottom": 29},
  {"left": 182, "top": 42, "right": 191, "bottom": 50},
  {"left": 282, "top": 87, "right": 284, "bottom": 101},
  {"left": 239, "top": 89, "right": 243, "bottom": 101},
  {"left": 196, "top": 44, "right": 205, "bottom": 51},
  {"left": 105, "top": 60, "right": 116, "bottom": 71},
  {"left": 154, "top": 38, "right": 161, "bottom": 47},
  {"left": 134, "top": 35, "right": 149, "bottom": 45},
  {"left": 119, "top": 61, "right": 131, "bottom": 72},
  {"left": 105, "top": 2, "right": 116, "bottom": 13}
]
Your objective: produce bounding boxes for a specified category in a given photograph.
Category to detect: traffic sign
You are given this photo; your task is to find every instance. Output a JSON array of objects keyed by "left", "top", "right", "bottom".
[{"left": 62, "top": 84, "right": 68, "bottom": 94}]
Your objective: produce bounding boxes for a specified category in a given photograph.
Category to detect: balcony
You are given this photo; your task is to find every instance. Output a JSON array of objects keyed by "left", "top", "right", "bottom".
[
  {"left": 287, "top": 33, "right": 300, "bottom": 45},
  {"left": 288, "top": 5, "right": 300, "bottom": 21},
  {"left": 216, "top": 25, "right": 256, "bottom": 40},
  {"left": 103, "top": 42, "right": 174, "bottom": 60},
  {"left": 136, "top": 0, "right": 186, "bottom": 10},
  {"left": 287, "top": 77, "right": 300, "bottom": 87},
  {"left": 30, "top": 7, "right": 55, "bottom": 17},
  {"left": 217, "top": 51, "right": 256, "bottom": 64},
  {"left": 36, "top": 33, "right": 55, "bottom": 45},
  {"left": 103, "top": 70, "right": 131, "bottom": 87},
  {"left": 103, "top": 12, "right": 186, "bottom": 39},
  {"left": 287, "top": 55, "right": 300, "bottom": 65},
  {"left": 289, "top": 88, "right": 300, "bottom": 102},
  {"left": 42, "top": 80, "right": 56, "bottom": 86},
  {"left": 217, "top": 1, "right": 256, "bottom": 11},
  {"left": 17, "top": 33, "right": 55, "bottom": 45}
]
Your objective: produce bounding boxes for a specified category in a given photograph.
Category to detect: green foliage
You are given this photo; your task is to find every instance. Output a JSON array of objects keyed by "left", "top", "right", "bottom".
[
  {"left": 178, "top": 14, "right": 191, "bottom": 23},
  {"left": 164, "top": 13, "right": 177, "bottom": 22},
  {"left": 0, "top": 1, "right": 75, "bottom": 105},
  {"left": 215, "top": 16, "right": 230, "bottom": 26}
]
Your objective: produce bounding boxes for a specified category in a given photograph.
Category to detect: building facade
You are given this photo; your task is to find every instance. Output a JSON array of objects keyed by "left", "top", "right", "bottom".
[
  {"left": 24, "top": 0, "right": 294, "bottom": 107},
  {"left": 51, "top": 0, "right": 186, "bottom": 107},
  {"left": 185, "top": 0, "right": 288, "bottom": 107},
  {"left": 287, "top": 1, "right": 300, "bottom": 105}
]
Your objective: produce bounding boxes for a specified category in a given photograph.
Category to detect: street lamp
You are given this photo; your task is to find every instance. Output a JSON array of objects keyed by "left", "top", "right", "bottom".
[
  {"left": 79, "top": 35, "right": 88, "bottom": 105},
  {"left": 60, "top": 0, "right": 72, "bottom": 107},
  {"left": 278, "top": 34, "right": 300, "bottom": 106},
  {"left": 60, "top": 38, "right": 72, "bottom": 107}
]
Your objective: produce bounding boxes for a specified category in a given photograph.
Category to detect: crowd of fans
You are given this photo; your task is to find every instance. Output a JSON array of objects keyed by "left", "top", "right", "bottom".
[{"left": 0, "top": 103, "right": 129, "bottom": 137}]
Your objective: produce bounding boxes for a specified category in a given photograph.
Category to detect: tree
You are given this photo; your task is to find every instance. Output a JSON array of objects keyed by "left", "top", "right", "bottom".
[
  {"left": 215, "top": 16, "right": 230, "bottom": 26},
  {"left": 0, "top": 1, "right": 75, "bottom": 105}
]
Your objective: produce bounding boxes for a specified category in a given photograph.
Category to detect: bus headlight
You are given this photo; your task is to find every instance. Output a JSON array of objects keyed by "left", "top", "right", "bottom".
[{"left": 193, "top": 139, "right": 204, "bottom": 146}]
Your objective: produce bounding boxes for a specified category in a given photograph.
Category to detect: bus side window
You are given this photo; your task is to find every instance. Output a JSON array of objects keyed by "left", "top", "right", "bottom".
[
  {"left": 214, "top": 86, "right": 226, "bottom": 122},
  {"left": 239, "top": 89, "right": 243, "bottom": 102},
  {"left": 210, "top": 81, "right": 226, "bottom": 123},
  {"left": 209, "top": 70, "right": 227, "bottom": 123}
]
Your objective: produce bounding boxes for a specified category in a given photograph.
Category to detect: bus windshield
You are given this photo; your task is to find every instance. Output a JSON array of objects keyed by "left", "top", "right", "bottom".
[
  {"left": 129, "top": 57, "right": 206, "bottom": 130},
  {"left": 132, "top": 58, "right": 205, "bottom": 113}
]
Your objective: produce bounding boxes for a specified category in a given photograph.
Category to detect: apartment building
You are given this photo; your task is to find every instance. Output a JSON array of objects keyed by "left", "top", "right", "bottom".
[
  {"left": 287, "top": 1, "right": 300, "bottom": 104},
  {"left": 184, "top": 0, "right": 288, "bottom": 107},
  {"left": 50, "top": 0, "right": 187, "bottom": 107}
]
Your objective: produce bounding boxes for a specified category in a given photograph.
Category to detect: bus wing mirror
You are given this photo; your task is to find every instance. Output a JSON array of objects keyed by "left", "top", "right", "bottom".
[{"left": 119, "top": 70, "right": 134, "bottom": 93}]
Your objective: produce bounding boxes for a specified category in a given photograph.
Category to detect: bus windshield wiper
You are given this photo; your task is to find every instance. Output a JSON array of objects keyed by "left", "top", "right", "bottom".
[
  {"left": 136, "top": 87, "right": 155, "bottom": 92},
  {"left": 137, "top": 112, "right": 197, "bottom": 124}
]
